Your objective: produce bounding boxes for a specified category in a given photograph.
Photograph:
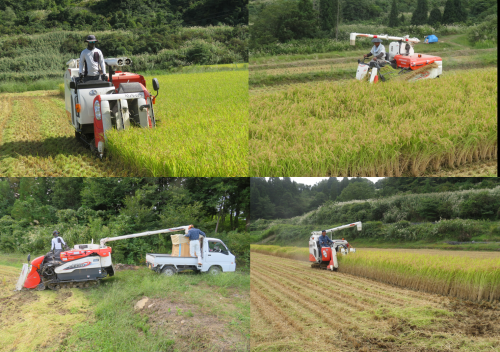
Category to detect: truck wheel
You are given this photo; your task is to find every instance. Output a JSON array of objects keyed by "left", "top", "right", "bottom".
[
  {"left": 208, "top": 266, "right": 222, "bottom": 276},
  {"left": 162, "top": 266, "right": 177, "bottom": 276}
]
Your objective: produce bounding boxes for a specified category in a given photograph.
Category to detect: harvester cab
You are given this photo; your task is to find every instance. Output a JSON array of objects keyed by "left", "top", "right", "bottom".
[
  {"left": 309, "top": 222, "right": 362, "bottom": 271},
  {"left": 351, "top": 33, "right": 442, "bottom": 83},
  {"left": 64, "top": 57, "right": 160, "bottom": 158},
  {"left": 16, "top": 226, "right": 191, "bottom": 291}
]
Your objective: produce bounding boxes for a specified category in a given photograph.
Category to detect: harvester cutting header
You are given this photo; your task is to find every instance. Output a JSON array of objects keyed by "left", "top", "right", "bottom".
[{"left": 350, "top": 32, "right": 442, "bottom": 83}]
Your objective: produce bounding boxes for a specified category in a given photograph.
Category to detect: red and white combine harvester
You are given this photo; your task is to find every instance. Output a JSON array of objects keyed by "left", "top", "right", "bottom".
[
  {"left": 309, "top": 222, "right": 362, "bottom": 271},
  {"left": 350, "top": 33, "right": 442, "bottom": 83},
  {"left": 64, "top": 57, "right": 160, "bottom": 158},
  {"left": 15, "top": 227, "right": 190, "bottom": 291}
]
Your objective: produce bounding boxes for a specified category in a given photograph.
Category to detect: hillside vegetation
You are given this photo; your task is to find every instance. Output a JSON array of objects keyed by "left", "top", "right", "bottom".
[
  {"left": 0, "top": 177, "right": 251, "bottom": 266},
  {"left": 251, "top": 185, "right": 500, "bottom": 249}
]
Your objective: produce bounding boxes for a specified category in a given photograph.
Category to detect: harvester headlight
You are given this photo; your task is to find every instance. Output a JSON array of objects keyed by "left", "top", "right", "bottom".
[{"left": 94, "top": 100, "right": 101, "bottom": 120}]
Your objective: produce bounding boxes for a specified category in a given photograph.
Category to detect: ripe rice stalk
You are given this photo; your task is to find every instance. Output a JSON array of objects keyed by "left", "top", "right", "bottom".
[{"left": 250, "top": 67, "right": 496, "bottom": 176}]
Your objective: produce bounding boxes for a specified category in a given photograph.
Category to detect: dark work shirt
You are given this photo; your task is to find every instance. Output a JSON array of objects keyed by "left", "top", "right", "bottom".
[
  {"left": 185, "top": 228, "right": 206, "bottom": 241},
  {"left": 318, "top": 235, "right": 333, "bottom": 248}
]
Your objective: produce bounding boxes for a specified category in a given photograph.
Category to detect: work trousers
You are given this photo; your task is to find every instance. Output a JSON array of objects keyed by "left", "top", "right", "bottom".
[
  {"left": 190, "top": 240, "right": 202, "bottom": 263},
  {"left": 83, "top": 75, "right": 100, "bottom": 82}
]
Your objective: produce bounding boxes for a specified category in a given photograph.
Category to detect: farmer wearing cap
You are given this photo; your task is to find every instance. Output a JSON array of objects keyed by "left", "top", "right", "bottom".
[
  {"left": 184, "top": 225, "right": 206, "bottom": 266},
  {"left": 364, "top": 38, "right": 386, "bottom": 67},
  {"left": 318, "top": 230, "right": 333, "bottom": 248},
  {"left": 79, "top": 35, "right": 107, "bottom": 83},
  {"left": 51, "top": 231, "right": 69, "bottom": 257}
]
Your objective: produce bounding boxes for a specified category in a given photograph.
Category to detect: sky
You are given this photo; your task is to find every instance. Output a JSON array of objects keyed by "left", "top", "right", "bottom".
[{"left": 264, "top": 177, "right": 385, "bottom": 186}]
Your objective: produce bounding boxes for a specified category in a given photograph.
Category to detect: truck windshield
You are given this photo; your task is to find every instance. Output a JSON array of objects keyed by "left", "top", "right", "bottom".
[{"left": 208, "top": 241, "right": 228, "bottom": 255}]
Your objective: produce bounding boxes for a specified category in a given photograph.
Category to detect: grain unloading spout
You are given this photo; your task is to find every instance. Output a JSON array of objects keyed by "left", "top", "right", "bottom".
[
  {"left": 350, "top": 33, "right": 420, "bottom": 46},
  {"left": 99, "top": 226, "right": 191, "bottom": 247},
  {"left": 104, "top": 58, "right": 133, "bottom": 67},
  {"left": 311, "top": 221, "right": 362, "bottom": 236}
]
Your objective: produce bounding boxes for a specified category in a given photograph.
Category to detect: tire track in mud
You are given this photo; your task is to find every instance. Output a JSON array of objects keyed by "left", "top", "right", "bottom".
[
  {"left": 0, "top": 94, "right": 138, "bottom": 176},
  {"left": 251, "top": 252, "right": 500, "bottom": 352}
]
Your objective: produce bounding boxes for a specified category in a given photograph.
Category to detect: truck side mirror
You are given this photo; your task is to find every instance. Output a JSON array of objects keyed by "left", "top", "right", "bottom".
[{"left": 152, "top": 78, "right": 159, "bottom": 92}]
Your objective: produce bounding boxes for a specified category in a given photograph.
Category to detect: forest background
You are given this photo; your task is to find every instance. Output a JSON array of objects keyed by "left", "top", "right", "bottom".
[
  {"left": 0, "top": 177, "right": 251, "bottom": 267},
  {"left": 249, "top": 0, "right": 497, "bottom": 55},
  {"left": 0, "top": 0, "right": 248, "bottom": 89}
]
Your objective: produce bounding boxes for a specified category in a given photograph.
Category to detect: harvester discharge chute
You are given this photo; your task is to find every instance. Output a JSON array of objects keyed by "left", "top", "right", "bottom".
[
  {"left": 64, "top": 57, "right": 160, "bottom": 158},
  {"left": 16, "top": 226, "right": 190, "bottom": 291},
  {"left": 351, "top": 33, "right": 442, "bottom": 84},
  {"left": 309, "top": 222, "right": 362, "bottom": 271}
]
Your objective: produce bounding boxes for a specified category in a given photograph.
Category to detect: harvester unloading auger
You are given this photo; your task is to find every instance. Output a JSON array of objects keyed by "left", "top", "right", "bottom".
[
  {"left": 350, "top": 33, "right": 442, "bottom": 83},
  {"left": 15, "top": 226, "right": 190, "bottom": 291},
  {"left": 309, "top": 222, "right": 362, "bottom": 271},
  {"left": 64, "top": 57, "right": 160, "bottom": 158}
]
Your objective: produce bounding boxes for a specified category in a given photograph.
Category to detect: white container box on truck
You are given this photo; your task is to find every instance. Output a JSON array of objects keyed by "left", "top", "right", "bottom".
[{"left": 146, "top": 237, "right": 236, "bottom": 275}]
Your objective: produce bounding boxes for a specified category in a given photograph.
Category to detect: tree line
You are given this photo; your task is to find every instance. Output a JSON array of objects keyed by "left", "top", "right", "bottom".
[
  {"left": 0, "top": 177, "right": 250, "bottom": 265},
  {"left": 0, "top": 0, "right": 248, "bottom": 35},
  {"left": 250, "top": 0, "right": 496, "bottom": 47},
  {"left": 250, "top": 177, "right": 500, "bottom": 221}
]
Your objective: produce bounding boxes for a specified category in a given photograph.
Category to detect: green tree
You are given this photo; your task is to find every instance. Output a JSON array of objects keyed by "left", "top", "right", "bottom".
[
  {"left": 454, "top": 0, "right": 467, "bottom": 22},
  {"left": 411, "top": 0, "right": 429, "bottom": 25},
  {"left": 428, "top": 7, "right": 442, "bottom": 25},
  {"left": 51, "top": 177, "right": 83, "bottom": 210},
  {"left": 388, "top": 0, "right": 399, "bottom": 27},
  {"left": 400, "top": 13, "right": 406, "bottom": 24},
  {"left": 442, "top": 0, "right": 456, "bottom": 24},
  {"left": 320, "top": 0, "right": 339, "bottom": 32},
  {"left": 337, "top": 182, "right": 375, "bottom": 202}
]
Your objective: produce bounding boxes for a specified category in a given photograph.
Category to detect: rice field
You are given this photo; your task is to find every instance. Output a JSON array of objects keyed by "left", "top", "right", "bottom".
[
  {"left": 0, "top": 92, "right": 133, "bottom": 176},
  {"left": 249, "top": 67, "right": 497, "bottom": 176},
  {"left": 251, "top": 245, "right": 500, "bottom": 301},
  {"left": 106, "top": 70, "right": 249, "bottom": 176},
  {"left": 251, "top": 252, "right": 500, "bottom": 351},
  {"left": 0, "top": 70, "right": 248, "bottom": 177}
]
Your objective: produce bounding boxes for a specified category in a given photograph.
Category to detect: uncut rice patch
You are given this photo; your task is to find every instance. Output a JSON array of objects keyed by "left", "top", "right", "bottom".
[
  {"left": 106, "top": 70, "right": 248, "bottom": 176},
  {"left": 251, "top": 252, "right": 500, "bottom": 352},
  {"left": 249, "top": 67, "right": 497, "bottom": 176}
]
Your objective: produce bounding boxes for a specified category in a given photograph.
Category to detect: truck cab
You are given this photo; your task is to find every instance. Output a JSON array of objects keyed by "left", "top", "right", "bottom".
[{"left": 145, "top": 237, "right": 236, "bottom": 276}]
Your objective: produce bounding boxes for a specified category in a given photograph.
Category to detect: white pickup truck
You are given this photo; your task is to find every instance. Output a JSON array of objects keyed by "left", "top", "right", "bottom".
[{"left": 145, "top": 237, "right": 236, "bottom": 275}]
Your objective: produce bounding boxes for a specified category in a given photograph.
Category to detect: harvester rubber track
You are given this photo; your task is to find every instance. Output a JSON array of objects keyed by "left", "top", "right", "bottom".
[{"left": 47, "top": 280, "right": 100, "bottom": 291}]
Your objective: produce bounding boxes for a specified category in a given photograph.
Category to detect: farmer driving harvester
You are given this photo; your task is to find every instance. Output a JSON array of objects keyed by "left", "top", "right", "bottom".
[
  {"left": 319, "top": 230, "right": 333, "bottom": 248},
  {"left": 79, "top": 35, "right": 107, "bottom": 83},
  {"left": 51, "top": 230, "right": 69, "bottom": 256},
  {"left": 364, "top": 38, "right": 386, "bottom": 68}
]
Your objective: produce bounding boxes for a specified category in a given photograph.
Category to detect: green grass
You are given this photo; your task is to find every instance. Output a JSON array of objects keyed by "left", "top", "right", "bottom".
[
  {"left": 106, "top": 70, "right": 249, "bottom": 176},
  {"left": 0, "top": 79, "right": 63, "bottom": 93},
  {"left": 64, "top": 267, "right": 250, "bottom": 351}
]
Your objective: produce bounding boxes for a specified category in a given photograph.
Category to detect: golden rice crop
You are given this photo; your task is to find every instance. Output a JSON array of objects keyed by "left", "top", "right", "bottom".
[
  {"left": 249, "top": 67, "right": 497, "bottom": 176},
  {"left": 251, "top": 245, "right": 500, "bottom": 302},
  {"left": 106, "top": 70, "right": 248, "bottom": 176}
]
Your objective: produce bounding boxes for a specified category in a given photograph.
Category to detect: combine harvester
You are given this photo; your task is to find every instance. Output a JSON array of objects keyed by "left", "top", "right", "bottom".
[
  {"left": 350, "top": 33, "right": 442, "bottom": 83},
  {"left": 64, "top": 57, "right": 160, "bottom": 158},
  {"left": 309, "top": 222, "right": 362, "bottom": 271},
  {"left": 16, "top": 226, "right": 235, "bottom": 291}
]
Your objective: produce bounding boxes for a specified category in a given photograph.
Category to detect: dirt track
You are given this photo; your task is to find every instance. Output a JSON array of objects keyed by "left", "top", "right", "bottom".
[{"left": 251, "top": 252, "right": 500, "bottom": 352}]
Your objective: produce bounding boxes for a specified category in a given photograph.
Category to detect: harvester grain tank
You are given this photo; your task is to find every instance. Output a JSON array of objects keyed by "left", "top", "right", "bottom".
[
  {"left": 309, "top": 222, "right": 362, "bottom": 271},
  {"left": 350, "top": 33, "right": 442, "bottom": 83},
  {"left": 64, "top": 57, "right": 160, "bottom": 158}
]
